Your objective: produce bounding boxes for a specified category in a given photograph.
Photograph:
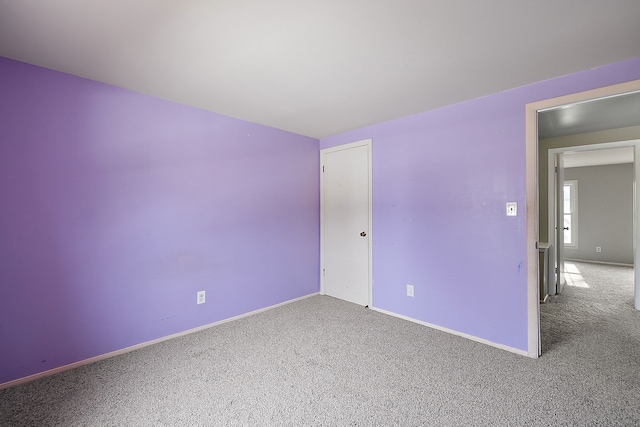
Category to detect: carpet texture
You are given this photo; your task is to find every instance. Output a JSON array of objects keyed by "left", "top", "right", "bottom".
[{"left": 1, "top": 261, "right": 639, "bottom": 426}]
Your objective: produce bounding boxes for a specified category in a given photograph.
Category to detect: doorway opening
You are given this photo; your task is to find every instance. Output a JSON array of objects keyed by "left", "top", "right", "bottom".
[
  {"left": 525, "top": 80, "right": 640, "bottom": 358},
  {"left": 545, "top": 143, "right": 637, "bottom": 298}
]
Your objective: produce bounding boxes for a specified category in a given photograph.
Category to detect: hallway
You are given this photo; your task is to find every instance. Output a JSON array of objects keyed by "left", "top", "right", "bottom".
[{"left": 541, "top": 261, "right": 638, "bottom": 357}]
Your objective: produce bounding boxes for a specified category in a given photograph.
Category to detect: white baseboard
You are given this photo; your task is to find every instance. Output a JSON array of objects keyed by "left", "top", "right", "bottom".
[
  {"left": 565, "top": 258, "right": 634, "bottom": 267},
  {"left": 1, "top": 293, "right": 319, "bottom": 390},
  {"left": 371, "top": 307, "right": 529, "bottom": 357}
]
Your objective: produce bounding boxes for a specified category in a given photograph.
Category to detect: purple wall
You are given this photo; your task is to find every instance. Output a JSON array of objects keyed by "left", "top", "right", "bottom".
[
  {"left": 3, "top": 54, "right": 639, "bottom": 385},
  {"left": 0, "top": 57, "right": 319, "bottom": 384},
  {"left": 321, "top": 57, "right": 640, "bottom": 351}
]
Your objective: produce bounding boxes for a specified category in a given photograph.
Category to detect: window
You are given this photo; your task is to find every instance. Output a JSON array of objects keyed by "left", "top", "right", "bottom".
[{"left": 563, "top": 180, "right": 578, "bottom": 247}]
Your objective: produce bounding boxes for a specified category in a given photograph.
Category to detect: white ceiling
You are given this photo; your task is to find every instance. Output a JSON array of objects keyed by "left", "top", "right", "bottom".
[{"left": 1, "top": 1, "right": 640, "bottom": 138}]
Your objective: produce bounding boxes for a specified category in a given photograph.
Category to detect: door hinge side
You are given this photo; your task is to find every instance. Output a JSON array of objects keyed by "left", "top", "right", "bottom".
[{"left": 322, "top": 165, "right": 325, "bottom": 173}]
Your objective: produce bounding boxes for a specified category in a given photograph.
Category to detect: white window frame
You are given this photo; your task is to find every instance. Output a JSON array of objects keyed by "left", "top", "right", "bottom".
[{"left": 563, "top": 179, "right": 578, "bottom": 248}]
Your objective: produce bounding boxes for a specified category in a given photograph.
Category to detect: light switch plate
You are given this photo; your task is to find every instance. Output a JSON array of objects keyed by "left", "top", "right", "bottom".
[{"left": 506, "top": 202, "right": 517, "bottom": 216}]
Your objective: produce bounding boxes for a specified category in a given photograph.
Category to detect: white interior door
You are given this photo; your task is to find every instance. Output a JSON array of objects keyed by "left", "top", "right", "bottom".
[
  {"left": 555, "top": 153, "right": 566, "bottom": 294},
  {"left": 321, "top": 140, "right": 371, "bottom": 306}
]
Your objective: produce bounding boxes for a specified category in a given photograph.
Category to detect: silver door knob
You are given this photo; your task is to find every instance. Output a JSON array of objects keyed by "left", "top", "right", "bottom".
[{"left": 360, "top": 231, "right": 367, "bottom": 237}]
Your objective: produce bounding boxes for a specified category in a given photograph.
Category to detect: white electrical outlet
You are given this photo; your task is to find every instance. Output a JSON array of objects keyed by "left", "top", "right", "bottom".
[
  {"left": 596, "top": 246, "right": 602, "bottom": 253},
  {"left": 506, "top": 202, "right": 517, "bottom": 216},
  {"left": 197, "top": 290, "right": 206, "bottom": 304},
  {"left": 406, "top": 284, "right": 414, "bottom": 297}
]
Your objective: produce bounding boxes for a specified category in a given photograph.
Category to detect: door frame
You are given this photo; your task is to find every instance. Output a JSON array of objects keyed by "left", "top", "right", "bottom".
[
  {"left": 525, "top": 79, "right": 640, "bottom": 358},
  {"left": 554, "top": 152, "right": 567, "bottom": 295},
  {"left": 547, "top": 142, "right": 638, "bottom": 295},
  {"left": 320, "top": 139, "right": 373, "bottom": 307}
]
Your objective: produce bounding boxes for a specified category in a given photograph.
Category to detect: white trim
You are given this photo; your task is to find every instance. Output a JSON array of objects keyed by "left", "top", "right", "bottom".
[
  {"left": 371, "top": 307, "right": 528, "bottom": 357},
  {"left": 0, "top": 293, "right": 319, "bottom": 390},
  {"left": 525, "top": 98, "right": 540, "bottom": 358},
  {"left": 320, "top": 138, "right": 373, "bottom": 308},
  {"left": 635, "top": 143, "right": 640, "bottom": 310},
  {"left": 320, "top": 138, "right": 373, "bottom": 153},
  {"left": 526, "top": 78, "right": 640, "bottom": 358},
  {"left": 565, "top": 258, "right": 634, "bottom": 267}
]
